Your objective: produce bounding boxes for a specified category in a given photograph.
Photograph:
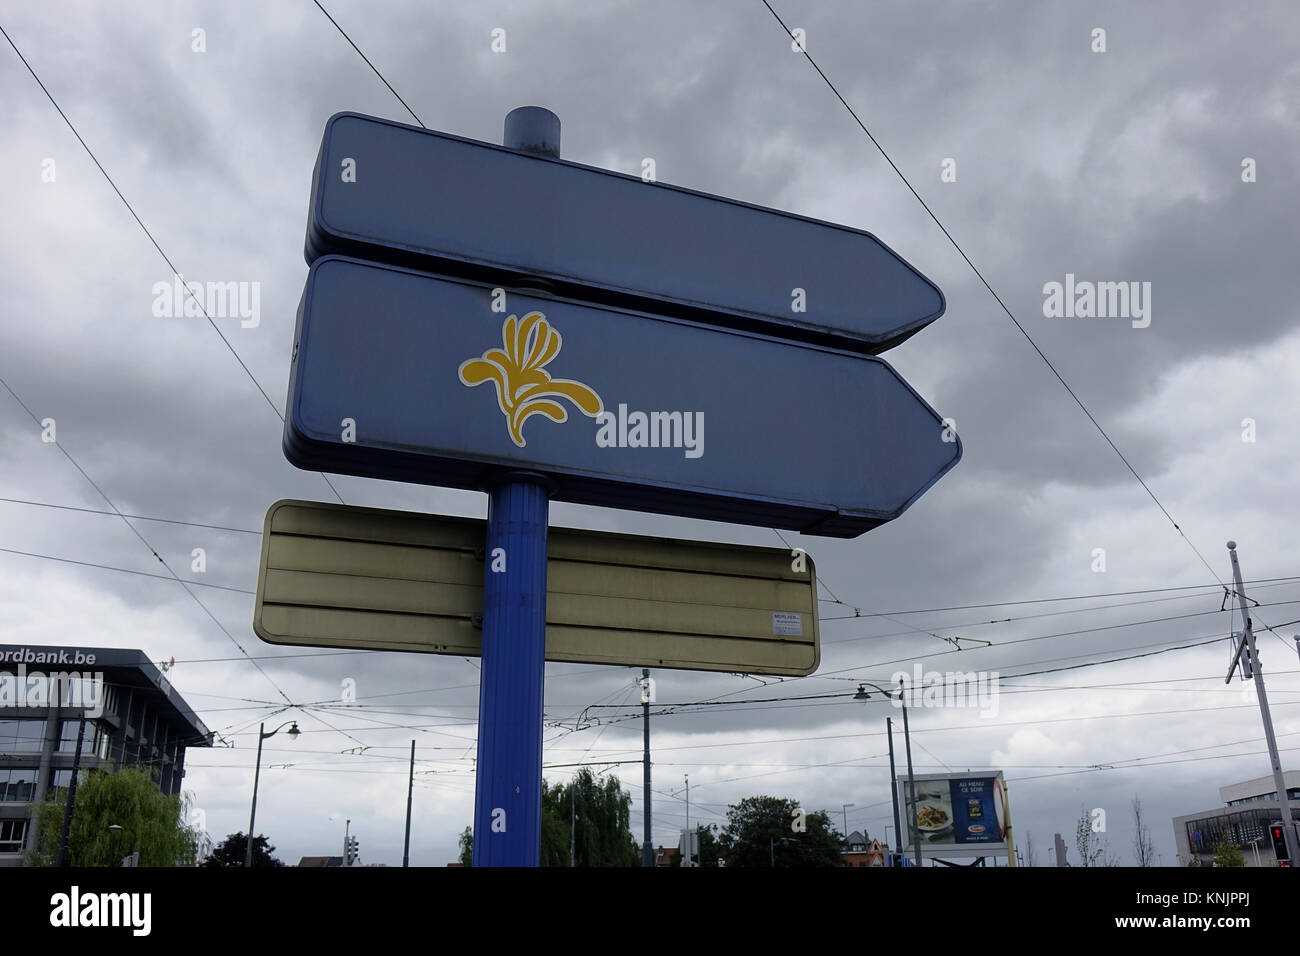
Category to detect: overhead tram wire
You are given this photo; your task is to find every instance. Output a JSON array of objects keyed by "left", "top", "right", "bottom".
[
  {"left": 575, "top": 676, "right": 1300, "bottom": 724},
  {"left": 759, "top": 1, "right": 1227, "bottom": 590},
  {"left": 14, "top": 509, "right": 1288, "bottom": 658},
  {"left": 543, "top": 607, "right": 1300, "bottom": 730},
  {"left": 0, "top": 545, "right": 256, "bottom": 595},
  {"left": 953, "top": 674, "right": 1300, "bottom": 700},
  {"left": 829, "top": 599, "right": 1300, "bottom": 669},
  {"left": 297, "top": 704, "right": 380, "bottom": 750},
  {"left": 871, "top": 600, "right": 1300, "bottom": 670},
  {"left": 540, "top": 733, "right": 1300, "bottom": 780},
  {"left": 690, "top": 578, "right": 1300, "bottom": 704},
  {"left": 699, "top": 584, "right": 1300, "bottom": 700},
  {"left": 534, "top": 689, "right": 1300, "bottom": 799},
  {"left": 311, "top": 0, "right": 425, "bottom": 128},
  {"left": 556, "top": 631, "right": 1290, "bottom": 727},
  {"left": 771, "top": 529, "right": 979, "bottom": 651},
  {"left": 816, "top": 576, "right": 1300, "bottom": 619},
  {"left": 219, "top": 716, "right": 479, "bottom": 742},
  {"left": 6, "top": 493, "right": 1296, "bottom": 646},
  {"left": 633, "top": 738, "right": 1300, "bottom": 782},
  {"left": 1009, "top": 744, "right": 1300, "bottom": 784},
  {"left": 14, "top": 485, "right": 1275, "bottom": 582},
  {"left": 0, "top": 21, "right": 346, "bottom": 508},
  {"left": 545, "top": 736, "right": 1300, "bottom": 795},
  {"left": 0, "top": 371, "right": 293, "bottom": 706},
  {"left": 549, "top": 697, "right": 1300, "bottom": 749},
  {"left": 658, "top": 591, "right": 1300, "bottom": 710},
  {"left": 818, "top": 627, "right": 1280, "bottom": 686},
  {"left": 184, "top": 742, "right": 1300, "bottom": 785},
  {"left": 238, "top": 724, "right": 1300, "bottom": 777},
  {"left": 0, "top": 496, "right": 262, "bottom": 535},
  {"left": 1246, "top": 608, "right": 1300, "bottom": 655},
  {"left": 821, "top": 578, "right": 1300, "bottom": 646},
  {"left": 545, "top": 669, "right": 1300, "bottom": 728},
  {"left": 569, "top": 659, "right": 1250, "bottom": 725}
]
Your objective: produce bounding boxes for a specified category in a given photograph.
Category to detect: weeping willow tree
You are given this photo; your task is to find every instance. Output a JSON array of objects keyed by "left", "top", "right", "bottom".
[
  {"left": 542, "top": 767, "right": 640, "bottom": 867},
  {"left": 459, "top": 768, "right": 640, "bottom": 866},
  {"left": 26, "top": 766, "right": 205, "bottom": 866}
]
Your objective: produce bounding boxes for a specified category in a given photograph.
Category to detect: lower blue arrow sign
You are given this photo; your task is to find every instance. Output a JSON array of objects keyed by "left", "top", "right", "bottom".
[{"left": 285, "top": 256, "right": 961, "bottom": 537}]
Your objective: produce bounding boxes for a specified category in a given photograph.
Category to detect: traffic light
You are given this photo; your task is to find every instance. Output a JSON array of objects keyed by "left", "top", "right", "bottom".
[{"left": 1269, "top": 823, "right": 1288, "bottom": 861}]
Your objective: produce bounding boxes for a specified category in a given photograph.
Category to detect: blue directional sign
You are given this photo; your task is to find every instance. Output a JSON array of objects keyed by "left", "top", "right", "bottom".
[
  {"left": 285, "top": 256, "right": 960, "bottom": 538},
  {"left": 279, "top": 107, "right": 962, "bottom": 867},
  {"left": 304, "top": 112, "right": 945, "bottom": 354}
]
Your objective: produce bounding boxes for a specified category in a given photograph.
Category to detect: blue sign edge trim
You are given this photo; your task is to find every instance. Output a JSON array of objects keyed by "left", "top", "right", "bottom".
[
  {"left": 284, "top": 255, "right": 962, "bottom": 539},
  {"left": 304, "top": 110, "right": 947, "bottom": 357}
]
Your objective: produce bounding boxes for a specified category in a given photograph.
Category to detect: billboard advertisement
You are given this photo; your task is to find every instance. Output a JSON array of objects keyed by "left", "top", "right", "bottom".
[{"left": 897, "top": 771, "right": 1009, "bottom": 859}]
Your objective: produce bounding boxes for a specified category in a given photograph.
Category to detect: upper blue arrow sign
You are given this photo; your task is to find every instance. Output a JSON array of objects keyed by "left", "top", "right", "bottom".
[
  {"left": 305, "top": 112, "right": 946, "bottom": 354},
  {"left": 285, "top": 256, "right": 961, "bottom": 538}
]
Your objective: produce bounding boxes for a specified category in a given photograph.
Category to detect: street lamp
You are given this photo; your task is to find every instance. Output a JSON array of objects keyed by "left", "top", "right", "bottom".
[
  {"left": 855, "top": 680, "right": 922, "bottom": 867},
  {"left": 107, "top": 823, "right": 122, "bottom": 866},
  {"left": 245, "top": 720, "right": 300, "bottom": 867}
]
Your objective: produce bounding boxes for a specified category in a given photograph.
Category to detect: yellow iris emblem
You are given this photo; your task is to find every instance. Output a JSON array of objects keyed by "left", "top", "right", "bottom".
[{"left": 458, "top": 311, "right": 603, "bottom": 448}]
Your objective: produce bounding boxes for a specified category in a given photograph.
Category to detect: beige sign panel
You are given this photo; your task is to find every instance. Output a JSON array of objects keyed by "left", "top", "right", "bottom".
[{"left": 254, "top": 500, "right": 819, "bottom": 675}]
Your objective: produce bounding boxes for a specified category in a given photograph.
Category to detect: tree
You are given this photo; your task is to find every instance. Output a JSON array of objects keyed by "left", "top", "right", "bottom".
[
  {"left": 458, "top": 769, "right": 641, "bottom": 867},
  {"left": 202, "top": 832, "right": 286, "bottom": 867},
  {"left": 458, "top": 826, "right": 473, "bottom": 866},
  {"left": 1211, "top": 842, "right": 1245, "bottom": 867},
  {"left": 717, "top": 796, "right": 843, "bottom": 867},
  {"left": 1022, "top": 830, "right": 1036, "bottom": 867},
  {"left": 547, "top": 768, "right": 640, "bottom": 867},
  {"left": 1132, "top": 796, "right": 1155, "bottom": 867},
  {"left": 1074, "top": 805, "right": 1103, "bottom": 868},
  {"left": 26, "top": 766, "right": 201, "bottom": 867},
  {"left": 539, "top": 778, "right": 571, "bottom": 866}
]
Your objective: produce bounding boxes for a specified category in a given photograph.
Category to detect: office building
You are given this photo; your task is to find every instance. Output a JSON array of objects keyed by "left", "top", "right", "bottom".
[
  {"left": 0, "top": 643, "right": 211, "bottom": 865},
  {"left": 1172, "top": 771, "right": 1300, "bottom": 866}
]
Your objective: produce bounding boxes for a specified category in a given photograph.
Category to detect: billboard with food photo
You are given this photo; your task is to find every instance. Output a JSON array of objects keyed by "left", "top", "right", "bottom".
[{"left": 897, "top": 771, "right": 1009, "bottom": 858}]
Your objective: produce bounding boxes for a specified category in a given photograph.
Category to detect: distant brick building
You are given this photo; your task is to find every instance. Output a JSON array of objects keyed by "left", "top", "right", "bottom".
[{"left": 841, "top": 831, "right": 889, "bottom": 867}]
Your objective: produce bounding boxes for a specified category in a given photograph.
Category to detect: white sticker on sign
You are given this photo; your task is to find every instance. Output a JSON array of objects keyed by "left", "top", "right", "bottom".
[{"left": 772, "top": 612, "right": 802, "bottom": 636}]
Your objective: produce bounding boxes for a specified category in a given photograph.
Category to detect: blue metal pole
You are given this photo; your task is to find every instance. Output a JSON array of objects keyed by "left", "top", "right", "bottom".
[
  {"left": 472, "top": 476, "right": 549, "bottom": 866},
  {"left": 471, "top": 108, "right": 561, "bottom": 868}
]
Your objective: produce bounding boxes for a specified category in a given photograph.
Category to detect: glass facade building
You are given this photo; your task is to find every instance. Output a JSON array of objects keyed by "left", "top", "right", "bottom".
[
  {"left": 1172, "top": 771, "right": 1300, "bottom": 866},
  {"left": 0, "top": 644, "right": 211, "bottom": 866}
]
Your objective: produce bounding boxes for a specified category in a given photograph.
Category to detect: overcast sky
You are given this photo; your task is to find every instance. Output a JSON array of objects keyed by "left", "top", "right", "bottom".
[{"left": 2, "top": 0, "right": 1298, "bottom": 867}]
